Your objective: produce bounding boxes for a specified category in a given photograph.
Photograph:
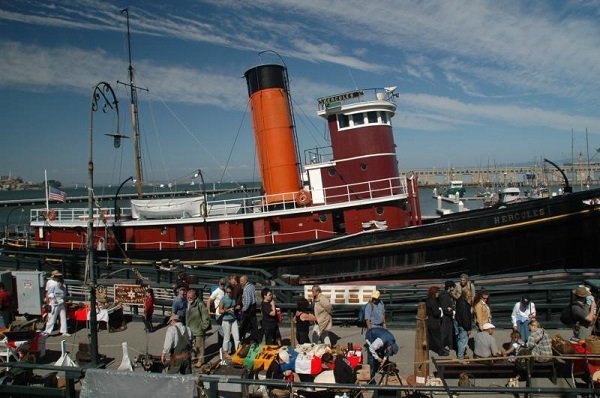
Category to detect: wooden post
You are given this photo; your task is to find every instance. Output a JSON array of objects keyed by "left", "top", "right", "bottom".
[
  {"left": 290, "top": 309, "right": 296, "bottom": 348},
  {"left": 415, "top": 302, "right": 429, "bottom": 382}
]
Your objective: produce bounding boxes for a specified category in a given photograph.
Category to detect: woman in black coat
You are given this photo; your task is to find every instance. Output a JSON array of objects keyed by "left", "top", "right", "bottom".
[{"left": 426, "top": 286, "right": 448, "bottom": 356}]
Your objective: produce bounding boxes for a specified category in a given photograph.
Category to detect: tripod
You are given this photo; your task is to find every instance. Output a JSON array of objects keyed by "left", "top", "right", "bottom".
[{"left": 377, "top": 360, "right": 403, "bottom": 386}]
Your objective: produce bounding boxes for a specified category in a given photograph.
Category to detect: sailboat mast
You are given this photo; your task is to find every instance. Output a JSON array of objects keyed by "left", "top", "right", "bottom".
[{"left": 122, "top": 8, "right": 144, "bottom": 199}]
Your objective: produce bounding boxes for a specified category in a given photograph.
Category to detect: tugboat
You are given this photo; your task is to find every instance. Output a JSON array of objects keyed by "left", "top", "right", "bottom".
[{"left": 1, "top": 14, "right": 600, "bottom": 281}]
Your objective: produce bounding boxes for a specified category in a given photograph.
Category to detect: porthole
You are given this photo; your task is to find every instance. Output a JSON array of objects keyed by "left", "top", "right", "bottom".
[
  {"left": 319, "top": 214, "right": 327, "bottom": 223},
  {"left": 360, "top": 163, "right": 367, "bottom": 171},
  {"left": 376, "top": 207, "right": 384, "bottom": 215},
  {"left": 328, "top": 168, "right": 336, "bottom": 176}
]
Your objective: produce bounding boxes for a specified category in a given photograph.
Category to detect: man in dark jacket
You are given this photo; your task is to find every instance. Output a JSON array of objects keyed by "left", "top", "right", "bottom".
[
  {"left": 440, "top": 281, "right": 456, "bottom": 352},
  {"left": 365, "top": 327, "right": 399, "bottom": 378},
  {"left": 455, "top": 289, "right": 473, "bottom": 360}
]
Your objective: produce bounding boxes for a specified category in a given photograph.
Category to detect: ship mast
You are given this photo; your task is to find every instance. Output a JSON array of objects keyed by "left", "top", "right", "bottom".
[{"left": 119, "top": 8, "right": 146, "bottom": 199}]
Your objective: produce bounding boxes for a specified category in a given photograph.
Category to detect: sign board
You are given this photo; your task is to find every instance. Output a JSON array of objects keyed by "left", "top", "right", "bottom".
[
  {"left": 114, "top": 284, "right": 146, "bottom": 306},
  {"left": 317, "top": 90, "right": 363, "bottom": 105}
]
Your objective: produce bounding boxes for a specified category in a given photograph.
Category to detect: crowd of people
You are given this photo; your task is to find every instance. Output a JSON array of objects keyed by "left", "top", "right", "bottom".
[
  {"left": 424, "top": 274, "right": 599, "bottom": 364},
  {"left": 1, "top": 268, "right": 598, "bottom": 385},
  {"left": 159, "top": 276, "right": 399, "bottom": 383}
]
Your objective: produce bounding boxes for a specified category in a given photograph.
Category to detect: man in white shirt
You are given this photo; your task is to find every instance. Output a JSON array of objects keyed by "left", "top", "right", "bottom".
[
  {"left": 208, "top": 278, "right": 227, "bottom": 349},
  {"left": 511, "top": 296, "right": 536, "bottom": 341}
]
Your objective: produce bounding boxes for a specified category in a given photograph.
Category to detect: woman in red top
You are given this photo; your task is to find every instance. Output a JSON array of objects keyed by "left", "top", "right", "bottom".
[{"left": 144, "top": 288, "right": 155, "bottom": 332}]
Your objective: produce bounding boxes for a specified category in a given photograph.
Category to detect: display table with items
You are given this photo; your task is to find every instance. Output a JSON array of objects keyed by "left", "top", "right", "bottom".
[
  {"left": 0, "top": 330, "right": 46, "bottom": 364},
  {"left": 552, "top": 335, "right": 600, "bottom": 388},
  {"left": 230, "top": 342, "right": 364, "bottom": 392},
  {"left": 66, "top": 303, "right": 124, "bottom": 331}
]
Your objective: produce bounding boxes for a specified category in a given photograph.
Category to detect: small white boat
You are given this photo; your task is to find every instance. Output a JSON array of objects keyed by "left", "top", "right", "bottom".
[{"left": 498, "top": 187, "right": 522, "bottom": 204}]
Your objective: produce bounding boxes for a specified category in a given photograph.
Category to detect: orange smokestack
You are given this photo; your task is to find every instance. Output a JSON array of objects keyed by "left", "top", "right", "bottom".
[{"left": 245, "top": 64, "right": 301, "bottom": 203}]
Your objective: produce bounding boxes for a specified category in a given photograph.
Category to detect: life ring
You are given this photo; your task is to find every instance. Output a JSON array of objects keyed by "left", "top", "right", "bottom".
[
  {"left": 47, "top": 210, "right": 57, "bottom": 221},
  {"left": 295, "top": 191, "right": 312, "bottom": 206}
]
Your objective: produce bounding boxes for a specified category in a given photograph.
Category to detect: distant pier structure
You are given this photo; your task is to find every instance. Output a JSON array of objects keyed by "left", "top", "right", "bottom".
[{"left": 401, "top": 162, "right": 600, "bottom": 187}]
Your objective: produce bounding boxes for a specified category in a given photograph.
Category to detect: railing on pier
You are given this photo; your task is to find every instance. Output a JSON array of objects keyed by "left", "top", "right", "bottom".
[
  {"left": 1, "top": 362, "right": 596, "bottom": 397},
  {"left": 58, "top": 268, "right": 600, "bottom": 330}
]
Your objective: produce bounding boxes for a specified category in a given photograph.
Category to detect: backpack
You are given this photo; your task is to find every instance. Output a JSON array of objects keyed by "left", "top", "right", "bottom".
[
  {"left": 358, "top": 302, "right": 374, "bottom": 329},
  {"left": 560, "top": 305, "right": 574, "bottom": 327}
]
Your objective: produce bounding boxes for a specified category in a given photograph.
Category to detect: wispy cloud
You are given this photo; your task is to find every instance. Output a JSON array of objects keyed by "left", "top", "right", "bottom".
[{"left": 2, "top": 0, "right": 600, "bottom": 131}]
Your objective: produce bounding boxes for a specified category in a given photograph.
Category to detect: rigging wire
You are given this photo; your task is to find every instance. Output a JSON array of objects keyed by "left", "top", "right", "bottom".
[
  {"left": 218, "top": 101, "right": 249, "bottom": 184},
  {"left": 143, "top": 89, "right": 244, "bottom": 188}
]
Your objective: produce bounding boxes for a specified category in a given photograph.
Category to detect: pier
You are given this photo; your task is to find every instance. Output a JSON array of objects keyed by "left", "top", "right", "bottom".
[
  {"left": 0, "top": 267, "right": 597, "bottom": 396},
  {"left": 401, "top": 161, "right": 600, "bottom": 187}
]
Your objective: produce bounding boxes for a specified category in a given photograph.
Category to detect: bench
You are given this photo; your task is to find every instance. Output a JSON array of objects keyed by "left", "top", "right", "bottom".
[{"left": 432, "top": 357, "right": 558, "bottom": 386}]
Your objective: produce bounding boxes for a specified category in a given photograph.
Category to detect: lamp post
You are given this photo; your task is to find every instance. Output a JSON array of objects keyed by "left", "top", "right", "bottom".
[
  {"left": 88, "top": 82, "right": 126, "bottom": 364},
  {"left": 4, "top": 205, "right": 24, "bottom": 238},
  {"left": 114, "top": 176, "right": 134, "bottom": 222},
  {"left": 196, "top": 169, "right": 208, "bottom": 218}
]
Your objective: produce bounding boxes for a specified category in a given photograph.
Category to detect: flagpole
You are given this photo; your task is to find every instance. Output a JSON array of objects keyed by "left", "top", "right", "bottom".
[{"left": 44, "top": 170, "right": 49, "bottom": 211}]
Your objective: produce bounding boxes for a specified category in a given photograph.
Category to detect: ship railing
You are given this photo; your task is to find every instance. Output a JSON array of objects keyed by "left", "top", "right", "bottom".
[
  {"left": 29, "top": 176, "right": 407, "bottom": 223},
  {"left": 317, "top": 87, "right": 395, "bottom": 112},
  {"left": 118, "top": 228, "right": 338, "bottom": 251},
  {"left": 30, "top": 207, "right": 115, "bottom": 223},
  {"left": 25, "top": 227, "right": 339, "bottom": 251}
]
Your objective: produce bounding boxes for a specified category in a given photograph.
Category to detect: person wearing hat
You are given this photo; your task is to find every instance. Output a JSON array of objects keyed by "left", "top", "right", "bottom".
[
  {"left": 365, "top": 327, "right": 399, "bottom": 378},
  {"left": 43, "top": 278, "right": 69, "bottom": 337},
  {"left": 571, "top": 286, "right": 597, "bottom": 340},
  {"left": 365, "top": 290, "right": 387, "bottom": 330},
  {"left": 161, "top": 314, "right": 193, "bottom": 374},
  {"left": 266, "top": 349, "right": 293, "bottom": 397},
  {"left": 473, "top": 323, "right": 501, "bottom": 361},
  {"left": 45, "top": 270, "right": 63, "bottom": 292},
  {"left": 511, "top": 295, "right": 536, "bottom": 341}
]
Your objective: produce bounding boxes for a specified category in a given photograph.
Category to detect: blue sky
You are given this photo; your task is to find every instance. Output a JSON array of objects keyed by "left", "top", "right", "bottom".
[{"left": 2, "top": 0, "right": 600, "bottom": 186}]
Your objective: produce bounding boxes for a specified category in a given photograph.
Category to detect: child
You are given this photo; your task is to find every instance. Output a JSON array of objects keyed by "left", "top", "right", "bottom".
[
  {"left": 503, "top": 330, "right": 525, "bottom": 358},
  {"left": 144, "top": 288, "right": 155, "bottom": 332}
]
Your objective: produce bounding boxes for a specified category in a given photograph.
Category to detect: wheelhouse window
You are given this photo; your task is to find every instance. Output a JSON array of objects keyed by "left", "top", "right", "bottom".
[
  {"left": 381, "top": 112, "right": 388, "bottom": 124},
  {"left": 367, "top": 111, "right": 378, "bottom": 123},
  {"left": 338, "top": 114, "right": 349, "bottom": 128},
  {"left": 337, "top": 111, "right": 391, "bottom": 130},
  {"left": 352, "top": 113, "right": 364, "bottom": 126}
]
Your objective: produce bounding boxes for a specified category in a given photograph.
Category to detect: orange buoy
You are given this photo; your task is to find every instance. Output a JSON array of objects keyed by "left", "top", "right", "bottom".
[{"left": 295, "top": 191, "right": 312, "bottom": 206}]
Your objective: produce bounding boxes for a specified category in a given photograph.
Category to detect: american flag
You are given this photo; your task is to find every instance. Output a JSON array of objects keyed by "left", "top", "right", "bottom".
[{"left": 49, "top": 186, "right": 66, "bottom": 203}]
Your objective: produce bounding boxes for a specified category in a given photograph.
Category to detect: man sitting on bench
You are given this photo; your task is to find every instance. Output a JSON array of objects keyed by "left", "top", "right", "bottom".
[{"left": 474, "top": 323, "right": 502, "bottom": 363}]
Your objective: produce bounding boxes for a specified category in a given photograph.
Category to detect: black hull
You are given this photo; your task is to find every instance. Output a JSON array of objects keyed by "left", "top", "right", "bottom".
[{"left": 3, "top": 189, "right": 600, "bottom": 282}]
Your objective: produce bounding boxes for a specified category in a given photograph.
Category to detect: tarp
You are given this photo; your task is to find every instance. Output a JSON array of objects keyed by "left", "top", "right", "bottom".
[
  {"left": 80, "top": 369, "right": 197, "bottom": 397},
  {"left": 131, "top": 197, "right": 204, "bottom": 219}
]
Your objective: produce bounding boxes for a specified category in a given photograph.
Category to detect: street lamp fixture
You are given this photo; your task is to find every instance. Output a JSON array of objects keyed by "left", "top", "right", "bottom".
[
  {"left": 5, "top": 206, "right": 24, "bottom": 238},
  {"left": 114, "top": 176, "right": 134, "bottom": 222},
  {"left": 88, "top": 82, "right": 126, "bottom": 365}
]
